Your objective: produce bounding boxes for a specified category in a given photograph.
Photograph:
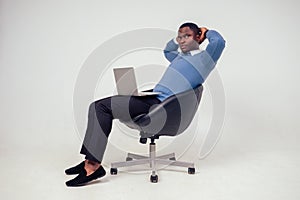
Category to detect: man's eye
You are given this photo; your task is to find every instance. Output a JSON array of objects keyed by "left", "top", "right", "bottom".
[{"left": 176, "top": 34, "right": 191, "bottom": 41}]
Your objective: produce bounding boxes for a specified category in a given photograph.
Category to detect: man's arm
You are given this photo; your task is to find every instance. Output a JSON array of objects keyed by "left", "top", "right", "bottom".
[
  {"left": 201, "top": 28, "right": 226, "bottom": 63},
  {"left": 163, "top": 39, "right": 179, "bottom": 62}
]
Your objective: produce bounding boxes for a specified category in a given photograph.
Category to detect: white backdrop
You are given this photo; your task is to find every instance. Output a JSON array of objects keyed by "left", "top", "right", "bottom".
[{"left": 1, "top": 0, "right": 299, "bottom": 199}]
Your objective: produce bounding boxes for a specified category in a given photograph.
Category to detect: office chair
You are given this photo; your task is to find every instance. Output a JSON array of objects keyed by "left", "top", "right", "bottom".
[{"left": 110, "top": 84, "right": 203, "bottom": 183}]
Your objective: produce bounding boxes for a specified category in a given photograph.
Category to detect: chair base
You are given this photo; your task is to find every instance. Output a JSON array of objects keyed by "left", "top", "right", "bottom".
[{"left": 110, "top": 142, "right": 195, "bottom": 183}]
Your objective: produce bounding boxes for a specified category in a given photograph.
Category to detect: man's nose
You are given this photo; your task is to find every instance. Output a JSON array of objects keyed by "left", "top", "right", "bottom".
[{"left": 179, "top": 39, "right": 185, "bottom": 44}]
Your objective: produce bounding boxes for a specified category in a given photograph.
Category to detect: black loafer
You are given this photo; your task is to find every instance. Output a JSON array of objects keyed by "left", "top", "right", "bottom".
[
  {"left": 65, "top": 161, "right": 85, "bottom": 175},
  {"left": 65, "top": 166, "right": 106, "bottom": 187}
]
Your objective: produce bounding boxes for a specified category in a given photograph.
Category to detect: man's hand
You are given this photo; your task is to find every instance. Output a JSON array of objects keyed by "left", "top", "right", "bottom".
[{"left": 199, "top": 27, "right": 208, "bottom": 44}]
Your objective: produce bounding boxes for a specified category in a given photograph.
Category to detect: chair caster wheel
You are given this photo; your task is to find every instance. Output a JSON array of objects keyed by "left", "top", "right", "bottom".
[
  {"left": 139, "top": 137, "right": 147, "bottom": 144},
  {"left": 188, "top": 167, "right": 195, "bottom": 174},
  {"left": 150, "top": 175, "right": 158, "bottom": 183},
  {"left": 110, "top": 168, "right": 118, "bottom": 175},
  {"left": 126, "top": 157, "right": 133, "bottom": 161}
]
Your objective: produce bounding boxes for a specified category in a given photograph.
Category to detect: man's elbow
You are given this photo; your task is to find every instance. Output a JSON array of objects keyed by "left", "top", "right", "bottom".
[
  {"left": 164, "top": 51, "right": 178, "bottom": 62},
  {"left": 213, "top": 35, "right": 226, "bottom": 52},
  {"left": 218, "top": 38, "right": 226, "bottom": 51},
  {"left": 206, "top": 38, "right": 226, "bottom": 62}
]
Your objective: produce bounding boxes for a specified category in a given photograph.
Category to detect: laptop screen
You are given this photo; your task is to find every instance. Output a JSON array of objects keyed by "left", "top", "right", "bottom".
[{"left": 113, "top": 67, "right": 138, "bottom": 95}]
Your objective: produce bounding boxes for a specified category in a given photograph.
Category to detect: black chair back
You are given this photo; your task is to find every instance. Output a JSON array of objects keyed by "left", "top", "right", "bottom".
[{"left": 122, "top": 85, "right": 203, "bottom": 138}]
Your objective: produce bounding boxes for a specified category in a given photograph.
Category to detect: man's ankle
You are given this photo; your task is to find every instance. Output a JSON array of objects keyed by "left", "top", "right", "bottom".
[{"left": 84, "top": 160, "right": 101, "bottom": 175}]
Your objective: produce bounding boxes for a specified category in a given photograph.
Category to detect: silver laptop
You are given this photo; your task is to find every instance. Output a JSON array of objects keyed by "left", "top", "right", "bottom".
[{"left": 113, "top": 67, "right": 161, "bottom": 96}]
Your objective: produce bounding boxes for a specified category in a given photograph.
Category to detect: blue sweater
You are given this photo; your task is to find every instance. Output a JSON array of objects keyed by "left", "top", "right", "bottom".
[{"left": 153, "top": 30, "right": 225, "bottom": 102}]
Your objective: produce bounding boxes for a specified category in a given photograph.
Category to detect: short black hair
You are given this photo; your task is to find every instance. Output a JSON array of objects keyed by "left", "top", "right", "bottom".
[{"left": 179, "top": 22, "right": 201, "bottom": 36}]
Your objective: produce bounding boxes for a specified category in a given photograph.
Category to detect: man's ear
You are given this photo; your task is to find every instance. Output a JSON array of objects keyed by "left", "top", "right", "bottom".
[{"left": 196, "top": 34, "right": 202, "bottom": 44}]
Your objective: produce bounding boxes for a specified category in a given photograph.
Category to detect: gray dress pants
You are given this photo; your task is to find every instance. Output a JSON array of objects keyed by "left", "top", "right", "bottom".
[{"left": 80, "top": 95, "right": 161, "bottom": 163}]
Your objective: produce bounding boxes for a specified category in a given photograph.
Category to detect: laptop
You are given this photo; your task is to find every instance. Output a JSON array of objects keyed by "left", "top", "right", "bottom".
[{"left": 113, "top": 67, "right": 161, "bottom": 96}]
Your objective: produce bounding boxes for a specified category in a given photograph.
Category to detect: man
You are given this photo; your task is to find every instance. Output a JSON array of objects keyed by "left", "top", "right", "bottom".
[{"left": 65, "top": 22, "right": 225, "bottom": 187}]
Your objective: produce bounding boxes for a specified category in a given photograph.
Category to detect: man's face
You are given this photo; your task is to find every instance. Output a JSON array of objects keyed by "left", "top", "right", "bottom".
[{"left": 176, "top": 27, "right": 200, "bottom": 53}]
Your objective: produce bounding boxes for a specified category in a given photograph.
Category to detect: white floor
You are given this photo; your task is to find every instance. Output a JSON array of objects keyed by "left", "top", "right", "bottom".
[{"left": 1, "top": 116, "right": 300, "bottom": 200}]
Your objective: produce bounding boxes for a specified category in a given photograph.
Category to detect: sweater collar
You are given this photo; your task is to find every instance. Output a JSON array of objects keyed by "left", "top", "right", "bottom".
[
  {"left": 181, "top": 49, "right": 202, "bottom": 56},
  {"left": 190, "top": 49, "right": 202, "bottom": 56}
]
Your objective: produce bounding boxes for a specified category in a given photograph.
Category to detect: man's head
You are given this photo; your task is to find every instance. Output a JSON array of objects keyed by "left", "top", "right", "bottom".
[{"left": 176, "top": 22, "right": 201, "bottom": 53}]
